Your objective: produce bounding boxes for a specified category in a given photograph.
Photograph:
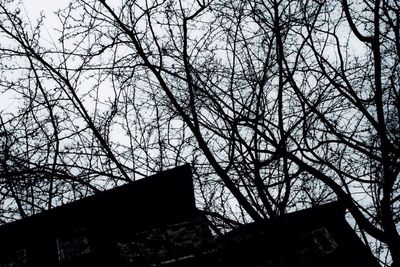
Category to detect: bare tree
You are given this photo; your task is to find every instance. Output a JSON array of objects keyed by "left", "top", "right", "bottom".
[{"left": 0, "top": 0, "right": 398, "bottom": 265}]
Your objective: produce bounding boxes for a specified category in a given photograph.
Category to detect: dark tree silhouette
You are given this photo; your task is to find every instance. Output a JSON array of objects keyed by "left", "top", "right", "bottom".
[{"left": 0, "top": 0, "right": 398, "bottom": 265}]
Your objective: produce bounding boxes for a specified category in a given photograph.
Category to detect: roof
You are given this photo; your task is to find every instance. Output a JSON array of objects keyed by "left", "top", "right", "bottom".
[
  {"left": 210, "top": 201, "right": 379, "bottom": 267},
  {"left": 0, "top": 164, "right": 198, "bottom": 248}
]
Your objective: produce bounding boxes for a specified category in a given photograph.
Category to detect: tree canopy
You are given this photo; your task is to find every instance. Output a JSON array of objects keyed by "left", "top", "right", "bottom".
[{"left": 0, "top": 0, "right": 399, "bottom": 265}]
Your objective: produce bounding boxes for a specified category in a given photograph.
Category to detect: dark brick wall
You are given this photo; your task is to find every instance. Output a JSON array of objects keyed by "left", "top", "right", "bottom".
[{"left": 116, "top": 217, "right": 212, "bottom": 266}]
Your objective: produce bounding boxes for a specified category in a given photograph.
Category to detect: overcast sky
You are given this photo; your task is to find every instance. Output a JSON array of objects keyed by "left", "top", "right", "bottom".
[
  {"left": 0, "top": 1, "right": 67, "bottom": 111},
  {"left": 21, "top": 0, "right": 67, "bottom": 24}
]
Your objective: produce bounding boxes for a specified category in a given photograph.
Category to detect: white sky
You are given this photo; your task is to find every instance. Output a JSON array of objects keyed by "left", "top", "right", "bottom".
[
  {"left": 21, "top": 0, "right": 67, "bottom": 19},
  {"left": 0, "top": 1, "right": 67, "bottom": 112},
  {"left": 21, "top": 0, "right": 69, "bottom": 42}
]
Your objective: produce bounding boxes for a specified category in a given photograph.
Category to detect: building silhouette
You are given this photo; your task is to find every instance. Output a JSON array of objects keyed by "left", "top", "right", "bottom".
[{"left": 0, "top": 164, "right": 380, "bottom": 266}]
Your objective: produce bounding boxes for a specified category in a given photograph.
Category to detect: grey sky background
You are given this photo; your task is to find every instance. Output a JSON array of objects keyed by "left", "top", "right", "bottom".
[
  {"left": 0, "top": 1, "right": 67, "bottom": 111},
  {"left": 22, "top": 0, "right": 65, "bottom": 19}
]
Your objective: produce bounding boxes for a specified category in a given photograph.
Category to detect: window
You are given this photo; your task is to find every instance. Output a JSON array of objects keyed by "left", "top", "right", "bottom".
[
  {"left": 312, "top": 227, "right": 337, "bottom": 253},
  {"left": 296, "top": 227, "right": 338, "bottom": 265},
  {"left": 0, "top": 248, "right": 28, "bottom": 267},
  {"left": 56, "top": 228, "right": 90, "bottom": 261}
]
